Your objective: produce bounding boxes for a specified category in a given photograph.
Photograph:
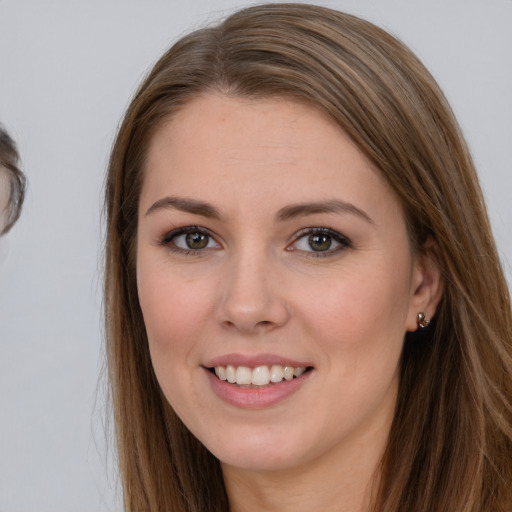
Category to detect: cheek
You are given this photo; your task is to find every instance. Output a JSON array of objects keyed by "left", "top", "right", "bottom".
[
  {"left": 298, "top": 265, "right": 411, "bottom": 368},
  {"left": 311, "top": 270, "right": 409, "bottom": 416},
  {"left": 137, "top": 259, "right": 213, "bottom": 370},
  {"left": 137, "top": 273, "right": 208, "bottom": 426}
]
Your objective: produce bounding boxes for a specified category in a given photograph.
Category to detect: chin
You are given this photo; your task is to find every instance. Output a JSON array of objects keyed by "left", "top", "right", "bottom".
[
  {"left": 217, "top": 448, "right": 302, "bottom": 473},
  {"left": 200, "top": 425, "right": 314, "bottom": 473}
]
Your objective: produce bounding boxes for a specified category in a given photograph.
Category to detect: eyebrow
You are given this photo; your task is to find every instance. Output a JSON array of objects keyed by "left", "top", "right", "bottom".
[
  {"left": 145, "top": 196, "right": 222, "bottom": 219},
  {"left": 145, "top": 196, "right": 374, "bottom": 225},
  {"left": 276, "top": 200, "right": 375, "bottom": 225}
]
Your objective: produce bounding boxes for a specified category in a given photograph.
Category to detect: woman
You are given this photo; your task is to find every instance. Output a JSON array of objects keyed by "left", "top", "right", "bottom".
[
  {"left": 104, "top": 3, "right": 512, "bottom": 511},
  {"left": 0, "top": 126, "right": 25, "bottom": 235}
]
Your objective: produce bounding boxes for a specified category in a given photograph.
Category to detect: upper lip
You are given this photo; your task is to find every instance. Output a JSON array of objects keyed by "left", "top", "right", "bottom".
[{"left": 204, "top": 353, "right": 312, "bottom": 368}]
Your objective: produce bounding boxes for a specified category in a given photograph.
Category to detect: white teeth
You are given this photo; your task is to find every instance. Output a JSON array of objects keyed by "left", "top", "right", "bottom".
[
  {"left": 212, "top": 364, "right": 308, "bottom": 386},
  {"left": 226, "top": 365, "right": 236, "bottom": 383},
  {"left": 294, "top": 367, "right": 306, "bottom": 377},
  {"left": 283, "top": 366, "right": 294, "bottom": 381},
  {"left": 252, "top": 366, "right": 270, "bottom": 386},
  {"left": 215, "top": 366, "right": 227, "bottom": 381},
  {"left": 270, "top": 364, "right": 284, "bottom": 383},
  {"left": 235, "top": 366, "right": 252, "bottom": 385}
]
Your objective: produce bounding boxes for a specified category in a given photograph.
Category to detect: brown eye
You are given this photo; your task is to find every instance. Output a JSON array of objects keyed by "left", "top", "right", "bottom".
[
  {"left": 185, "top": 232, "right": 209, "bottom": 249},
  {"left": 289, "top": 228, "right": 352, "bottom": 257},
  {"left": 308, "top": 234, "right": 332, "bottom": 252},
  {"left": 163, "top": 226, "right": 221, "bottom": 253}
]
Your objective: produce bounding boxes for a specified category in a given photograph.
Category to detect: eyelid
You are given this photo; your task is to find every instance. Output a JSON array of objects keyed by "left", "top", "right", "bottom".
[
  {"left": 287, "top": 227, "right": 352, "bottom": 255},
  {"left": 158, "top": 225, "right": 351, "bottom": 257},
  {"left": 160, "top": 225, "right": 222, "bottom": 252}
]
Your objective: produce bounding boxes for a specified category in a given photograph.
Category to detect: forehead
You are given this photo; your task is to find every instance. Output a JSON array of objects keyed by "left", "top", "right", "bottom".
[
  {"left": 141, "top": 93, "right": 400, "bottom": 221},
  {"left": 148, "top": 93, "right": 348, "bottom": 153},
  {"left": 146, "top": 94, "right": 375, "bottom": 177}
]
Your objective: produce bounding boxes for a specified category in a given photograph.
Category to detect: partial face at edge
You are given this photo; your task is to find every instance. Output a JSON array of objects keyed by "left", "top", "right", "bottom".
[
  {"left": 0, "top": 169, "right": 10, "bottom": 234},
  {"left": 136, "top": 93, "right": 438, "bottom": 474}
]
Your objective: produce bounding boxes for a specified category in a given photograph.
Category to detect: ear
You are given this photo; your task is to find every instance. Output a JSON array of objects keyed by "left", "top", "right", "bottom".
[{"left": 406, "top": 240, "right": 444, "bottom": 332}]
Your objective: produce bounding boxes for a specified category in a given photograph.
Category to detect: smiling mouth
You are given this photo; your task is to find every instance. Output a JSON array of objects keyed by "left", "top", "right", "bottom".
[{"left": 210, "top": 365, "right": 313, "bottom": 387}]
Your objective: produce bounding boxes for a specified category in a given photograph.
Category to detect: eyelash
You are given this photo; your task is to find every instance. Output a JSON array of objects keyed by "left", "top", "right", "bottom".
[
  {"left": 159, "top": 226, "right": 220, "bottom": 256},
  {"left": 288, "top": 227, "right": 352, "bottom": 258},
  {"left": 159, "top": 226, "right": 352, "bottom": 257}
]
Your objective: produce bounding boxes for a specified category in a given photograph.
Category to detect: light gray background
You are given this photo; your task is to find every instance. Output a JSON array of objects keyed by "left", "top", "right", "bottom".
[{"left": 0, "top": 0, "right": 510, "bottom": 510}]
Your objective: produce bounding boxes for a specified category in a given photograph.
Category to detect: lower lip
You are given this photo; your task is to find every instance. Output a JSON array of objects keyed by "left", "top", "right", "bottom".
[{"left": 204, "top": 368, "right": 312, "bottom": 409}]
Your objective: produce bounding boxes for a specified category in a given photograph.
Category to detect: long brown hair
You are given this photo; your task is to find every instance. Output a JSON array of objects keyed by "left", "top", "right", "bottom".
[{"left": 104, "top": 4, "right": 512, "bottom": 511}]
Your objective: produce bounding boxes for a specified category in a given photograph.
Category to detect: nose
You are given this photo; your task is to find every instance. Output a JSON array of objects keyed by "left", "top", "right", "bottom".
[{"left": 216, "top": 250, "right": 290, "bottom": 335}]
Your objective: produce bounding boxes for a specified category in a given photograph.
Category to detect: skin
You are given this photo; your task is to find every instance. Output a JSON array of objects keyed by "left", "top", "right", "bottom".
[
  {"left": 0, "top": 169, "right": 9, "bottom": 233},
  {"left": 136, "top": 94, "right": 442, "bottom": 512}
]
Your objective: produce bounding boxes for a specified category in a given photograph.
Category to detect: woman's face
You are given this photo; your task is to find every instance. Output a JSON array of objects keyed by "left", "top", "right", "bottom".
[{"left": 137, "top": 94, "right": 430, "bottom": 473}]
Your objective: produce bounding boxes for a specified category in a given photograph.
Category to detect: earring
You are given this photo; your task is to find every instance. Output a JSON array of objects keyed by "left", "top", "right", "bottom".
[{"left": 417, "top": 312, "right": 431, "bottom": 329}]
